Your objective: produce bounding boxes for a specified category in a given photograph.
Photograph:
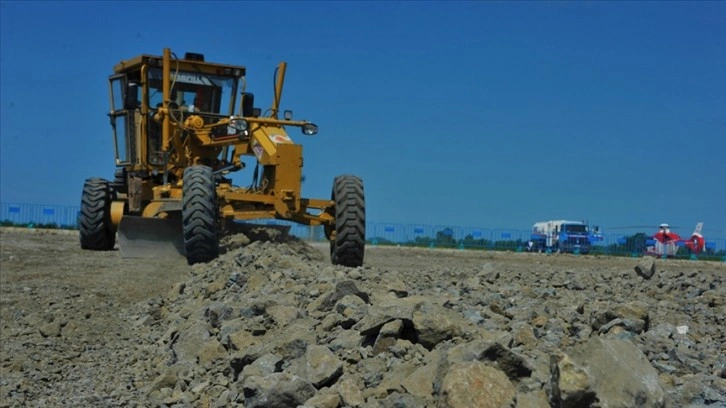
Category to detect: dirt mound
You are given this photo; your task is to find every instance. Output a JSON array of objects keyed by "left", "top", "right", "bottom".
[
  {"left": 219, "top": 224, "right": 325, "bottom": 262},
  {"left": 1, "top": 227, "right": 724, "bottom": 407}
]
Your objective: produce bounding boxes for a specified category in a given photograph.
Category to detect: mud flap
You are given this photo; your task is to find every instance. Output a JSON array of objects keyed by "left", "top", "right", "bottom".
[{"left": 117, "top": 215, "right": 186, "bottom": 259}]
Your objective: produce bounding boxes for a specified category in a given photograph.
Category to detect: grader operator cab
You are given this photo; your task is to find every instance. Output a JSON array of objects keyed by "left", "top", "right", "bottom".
[{"left": 79, "top": 48, "right": 365, "bottom": 267}]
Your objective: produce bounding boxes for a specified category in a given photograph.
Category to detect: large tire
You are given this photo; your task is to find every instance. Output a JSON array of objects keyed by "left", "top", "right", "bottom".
[
  {"left": 79, "top": 178, "right": 116, "bottom": 250},
  {"left": 182, "top": 165, "right": 219, "bottom": 265},
  {"left": 330, "top": 175, "right": 365, "bottom": 267}
]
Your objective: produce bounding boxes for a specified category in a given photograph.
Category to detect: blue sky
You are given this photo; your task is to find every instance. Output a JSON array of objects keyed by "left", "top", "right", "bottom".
[{"left": 1, "top": 1, "right": 724, "bottom": 237}]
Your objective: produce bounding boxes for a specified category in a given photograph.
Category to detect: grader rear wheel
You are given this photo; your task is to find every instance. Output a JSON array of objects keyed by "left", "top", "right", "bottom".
[
  {"left": 182, "top": 165, "right": 219, "bottom": 265},
  {"left": 79, "top": 178, "right": 116, "bottom": 250},
  {"left": 330, "top": 175, "right": 365, "bottom": 267}
]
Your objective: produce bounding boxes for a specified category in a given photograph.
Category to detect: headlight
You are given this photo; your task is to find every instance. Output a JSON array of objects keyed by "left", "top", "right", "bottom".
[
  {"left": 230, "top": 118, "right": 248, "bottom": 131},
  {"left": 302, "top": 123, "right": 318, "bottom": 135}
]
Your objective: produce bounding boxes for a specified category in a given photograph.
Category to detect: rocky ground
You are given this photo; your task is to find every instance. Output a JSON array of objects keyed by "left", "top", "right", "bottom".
[{"left": 0, "top": 226, "right": 724, "bottom": 407}]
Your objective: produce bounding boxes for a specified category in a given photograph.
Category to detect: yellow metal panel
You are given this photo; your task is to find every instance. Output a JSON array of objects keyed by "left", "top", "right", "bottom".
[
  {"left": 231, "top": 210, "right": 278, "bottom": 220},
  {"left": 249, "top": 126, "right": 280, "bottom": 164},
  {"left": 141, "top": 200, "right": 183, "bottom": 218},
  {"left": 273, "top": 143, "right": 302, "bottom": 192},
  {"left": 142, "top": 201, "right": 166, "bottom": 218},
  {"left": 303, "top": 198, "right": 335, "bottom": 209},
  {"left": 222, "top": 190, "right": 277, "bottom": 204},
  {"left": 110, "top": 201, "right": 125, "bottom": 228}
]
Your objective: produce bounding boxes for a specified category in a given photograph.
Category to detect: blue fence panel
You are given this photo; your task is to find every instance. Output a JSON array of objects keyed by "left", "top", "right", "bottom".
[
  {"left": 289, "top": 224, "right": 320, "bottom": 241},
  {"left": 459, "top": 227, "right": 491, "bottom": 249},
  {"left": 703, "top": 238, "right": 726, "bottom": 261},
  {"left": 514, "top": 229, "right": 531, "bottom": 243},
  {"left": 490, "top": 228, "right": 524, "bottom": 250},
  {"left": 427, "top": 225, "right": 461, "bottom": 248},
  {"left": 468, "top": 228, "right": 487, "bottom": 239},
  {"left": 403, "top": 224, "right": 437, "bottom": 245},
  {"left": 1, "top": 202, "right": 80, "bottom": 227},
  {"left": 370, "top": 223, "right": 406, "bottom": 244},
  {"left": 2, "top": 203, "right": 27, "bottom": 224}
]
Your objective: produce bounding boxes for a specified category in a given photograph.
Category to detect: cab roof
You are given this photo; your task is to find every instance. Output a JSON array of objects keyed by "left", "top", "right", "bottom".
[{"left": 113, "top": 52, "right": 246, "bottom": 76}]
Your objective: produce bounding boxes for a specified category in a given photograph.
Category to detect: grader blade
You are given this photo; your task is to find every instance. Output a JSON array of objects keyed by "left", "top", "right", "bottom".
[{"left": 117, "top": 216, "right": 185, "bottom": 259}]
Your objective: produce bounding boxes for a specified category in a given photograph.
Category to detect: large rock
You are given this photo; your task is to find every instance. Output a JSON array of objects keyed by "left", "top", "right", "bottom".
[
  {"left": 551, "top": 336, "right": 667, "bottom": 407},
  {"left": 591, "top": 300, "right": 650, "bottom": 335},
  {"left": 304, "top": 345, "right": 344, "bottom": 388},
  {"left": 440, "top": 361, "right": 516, "bottom": 408},
  {"left": 446, "top": 340, "right": 532, "bottom": 380},
  {"left": 635, "top": 257, "right": 656, "bottom": 279},
  {"left": 242, "top": 372, "right": 316, "bottom": 408},
  {"left": 400, "top": 350, "right": 443, "bottom": 398},
  {"left": 172, "top": 322, "right": 212, "bottom": 363},
  {"left": 241, "top": 353, "right": 283, "bottom": 377},
  {"left": 303, "top": 392, "right": 341, "bottom": 408},
  {"left": 337, "top": 376, "right": 366, "bottom": 407},
  {"left": 373, "top": 319, "right": 404, "bottom": 355},
  {"left": 550, "top": 353, "right": 597, "bottom": 407},
  {"left": 412, "top": 302, "right": 469, "bottom": 350},
  {"left": 353, "top": 296, "right": 428, "bottom": 335},
  {"left": 311, "top": 280, "right": 370, "bottom": 313}
]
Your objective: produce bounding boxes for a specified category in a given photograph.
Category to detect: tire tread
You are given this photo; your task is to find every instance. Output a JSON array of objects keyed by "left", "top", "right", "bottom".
[
  {"left": 330, "top": 175, "right": 365, "bottom": 267},
  {"left": 182, "top": 166, "right": 219, "bottom": 264},
  {"left": 79, "top": 178, "right": 115, "bottom": 250}
]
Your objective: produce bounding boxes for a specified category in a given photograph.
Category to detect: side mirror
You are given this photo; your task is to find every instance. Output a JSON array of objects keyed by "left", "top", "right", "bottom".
[{"left": 125, "top": 82, "right": 139, "bottom": 110}]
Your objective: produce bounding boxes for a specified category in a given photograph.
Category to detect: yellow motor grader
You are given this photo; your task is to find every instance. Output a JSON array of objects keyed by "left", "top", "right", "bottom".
[{"left": 79, "top": 48, "right": 365, "bottom": 266}]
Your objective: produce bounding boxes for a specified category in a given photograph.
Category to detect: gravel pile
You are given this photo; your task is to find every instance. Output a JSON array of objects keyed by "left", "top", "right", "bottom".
[{"left": 1, "top": 228, "right": 724, "bottom": 407}]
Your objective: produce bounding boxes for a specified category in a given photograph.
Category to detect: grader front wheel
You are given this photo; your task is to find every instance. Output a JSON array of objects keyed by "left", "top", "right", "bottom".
[
  {"left": 182, "top": 165, "right": 219, "bottom": 265},
  {"left": 330, "top": 175, "right": 365, "bottom": 267},
  {"left": 79, "top": 178, "right": 116, "bottom": 250}
]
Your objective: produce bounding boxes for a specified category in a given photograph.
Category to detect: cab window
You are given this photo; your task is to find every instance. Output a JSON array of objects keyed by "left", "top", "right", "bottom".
[{"left": 147, "top": 68, "right": 237, "bottom": 116}]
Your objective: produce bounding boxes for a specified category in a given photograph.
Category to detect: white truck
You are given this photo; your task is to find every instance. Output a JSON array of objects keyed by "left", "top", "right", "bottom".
[{"left": 529, "top": 220, "right": 600, "bottom": 254}]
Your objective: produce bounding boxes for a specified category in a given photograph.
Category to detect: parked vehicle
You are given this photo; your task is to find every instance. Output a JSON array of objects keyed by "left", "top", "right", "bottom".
[{"left": 529, "top": 220, "right": 601, "bottom": 254}]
